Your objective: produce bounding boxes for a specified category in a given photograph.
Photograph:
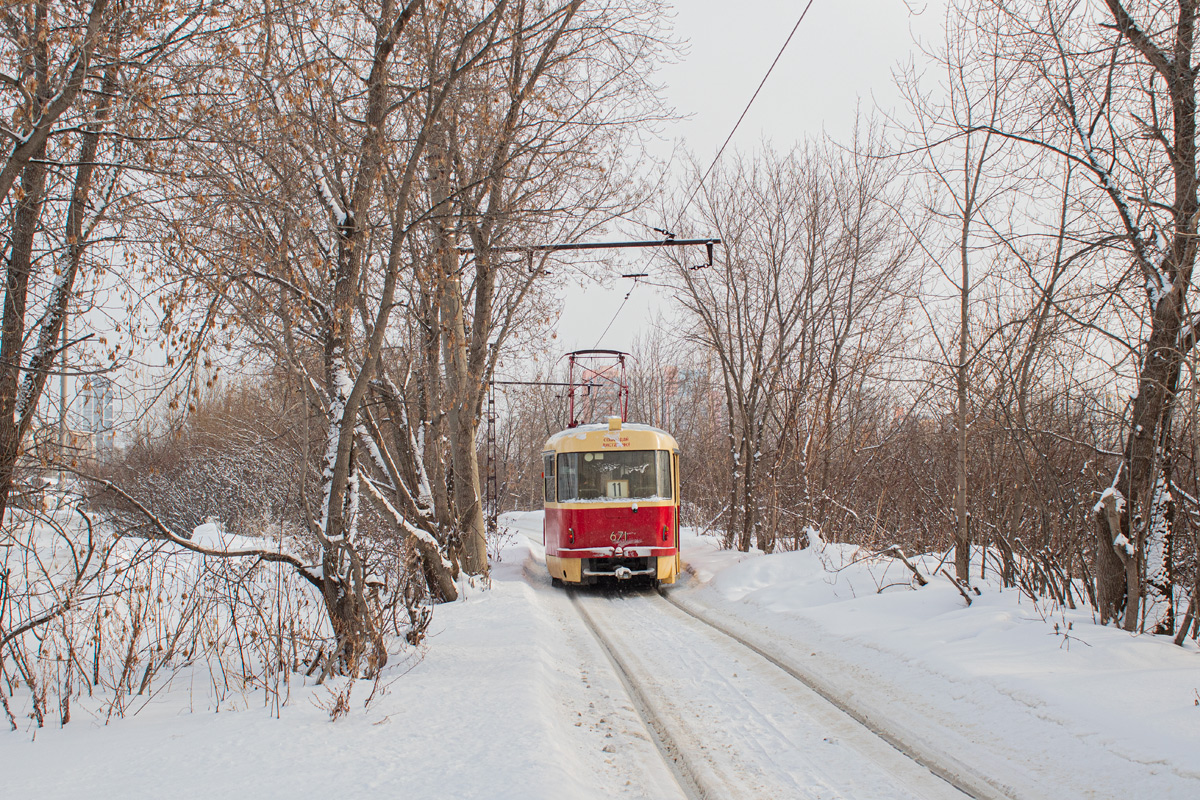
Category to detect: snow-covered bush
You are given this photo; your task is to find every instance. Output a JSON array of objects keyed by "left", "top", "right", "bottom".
[
  {"left": 0, "top": 378, "right": 448, "bottom": 731},
  {"left": 96, "top": 383, "right": 313, "bottom": 541},
  {"left": 0, "top": 507, "right": 327, "bottom": 732}
]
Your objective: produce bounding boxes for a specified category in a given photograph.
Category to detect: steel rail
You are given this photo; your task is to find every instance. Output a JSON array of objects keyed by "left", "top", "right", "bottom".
[
  {"left": 568, "top": 588, "right": 710, "bottom": 800},
  {"left": 655, "top": 586, "right": 1017, "bottom": 800}
]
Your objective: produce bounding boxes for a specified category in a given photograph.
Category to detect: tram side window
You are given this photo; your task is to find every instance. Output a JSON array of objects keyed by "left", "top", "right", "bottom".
[
  {"left": 656, "top": 450, "right": 672, "bottom": 499},
  {"left": 543, "top": 454, "right": 555, "bottom": 502},
  {"left": 557, "top": 453, "right": 580, "bottom": 501}
]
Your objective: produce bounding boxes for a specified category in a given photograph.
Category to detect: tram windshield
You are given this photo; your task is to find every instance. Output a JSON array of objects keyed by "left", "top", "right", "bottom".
[{"left": 557, "top": 450, "right": 672, "bottom": 502}]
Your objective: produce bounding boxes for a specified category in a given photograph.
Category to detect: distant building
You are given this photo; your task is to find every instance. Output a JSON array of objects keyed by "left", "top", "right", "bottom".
[
  {"left": 26, "top": 375, "right": 117, "bottom": 464},
  {"left": 82, "top": 376, "right": 114, "bottom": 456}
]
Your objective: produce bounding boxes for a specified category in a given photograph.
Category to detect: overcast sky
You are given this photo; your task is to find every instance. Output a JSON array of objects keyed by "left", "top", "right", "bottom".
[{"left": 548, "top": 0, "right": 945, "bottom": 360}]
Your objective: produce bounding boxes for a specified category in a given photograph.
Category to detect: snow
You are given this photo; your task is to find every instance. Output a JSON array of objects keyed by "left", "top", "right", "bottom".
[
  {"left": 187, "top": 520, "right": 262, "bottom": 550},
  {"left": 317, "top": 348, "right": 354, "bottom": 541},
  {"left": 178, "top": 520, "right": 304, "bottom": 563},
  {"left": 544, "top": 422, "right": 676, "bottom": 450},
  {"left": 1, "top": 512, "right": 680, "bottom": 799},
  {"left": 1093, "top": 484, "right": 1125, "bottom": 516},
  {"left": 676, "top": 532, "right": 1200, "bottom": 796},
  {"left": 5, "top": 512, "right": 1200, "bottom": 797},
  {"left": 311, "top": 162, "right": 348, "bottom": 228}
]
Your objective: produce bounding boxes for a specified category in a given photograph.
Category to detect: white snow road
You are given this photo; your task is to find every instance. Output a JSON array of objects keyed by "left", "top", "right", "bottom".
[{"left": 569, "top": 586, "right": 971, "bottom": 800}]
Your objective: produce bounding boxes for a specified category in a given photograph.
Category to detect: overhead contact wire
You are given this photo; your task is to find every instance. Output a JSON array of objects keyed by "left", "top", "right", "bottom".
[
  {"left": 677, "top": 0, "right": 817, "bottom": 223},
  {"left": 592, "top": 277, "right": 639, "bottom": 349},
  {"left": 594, "top": 2, "right": 814, "bottom": 345}
]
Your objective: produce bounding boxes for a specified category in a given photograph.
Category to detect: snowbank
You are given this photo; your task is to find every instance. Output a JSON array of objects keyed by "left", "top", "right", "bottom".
[{"left": 674, "top": 530, "right": 1200, "bottom": 797}]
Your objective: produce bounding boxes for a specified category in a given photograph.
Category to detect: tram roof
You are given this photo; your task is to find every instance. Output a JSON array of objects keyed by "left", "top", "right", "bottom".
[{"left": 543, "top": 422, "right": 679, "bottom": 453}]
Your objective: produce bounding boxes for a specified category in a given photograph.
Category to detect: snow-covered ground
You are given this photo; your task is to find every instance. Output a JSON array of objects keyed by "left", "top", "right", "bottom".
[
  {"left": 678, "top": 530, "right": 1200, "bottom": 798},
  {"left": 3, "top": 510, "right": 1199, "bottom": 798}
]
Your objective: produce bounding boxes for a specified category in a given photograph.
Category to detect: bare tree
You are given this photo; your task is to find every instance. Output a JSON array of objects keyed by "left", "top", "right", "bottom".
[
  {"left": 0, "top": 0, "right": 215, "bottom": 528},
  {"left": 895, "top": 2, "right": 1030, "bottom": 582},
  {"left": 152, "top": 0, "right": 508, "bottom": 672},
  {"left": 958, "top": 0, "right": 1200, "bottom": 632},
  {"left": 672, "top": 135, "right": 912, "bottom": 553},
  {"left": 423, "top": 0, "right": 673, "bottom": 571}
]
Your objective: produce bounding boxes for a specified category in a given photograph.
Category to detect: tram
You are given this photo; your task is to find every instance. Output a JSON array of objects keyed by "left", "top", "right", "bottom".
[{"left": 542, "top": 415, "right": 681, "bottom": 585}]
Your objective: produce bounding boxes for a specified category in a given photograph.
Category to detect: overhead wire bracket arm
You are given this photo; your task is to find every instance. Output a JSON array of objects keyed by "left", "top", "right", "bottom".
[{"left": 456, "top": 238, "right": 720, "bottom": 255}]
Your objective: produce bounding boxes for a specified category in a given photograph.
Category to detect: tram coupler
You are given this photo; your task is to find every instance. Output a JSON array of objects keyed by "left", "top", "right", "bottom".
[{"left": 614, "top": 566, "right": 633, "bottom": 581}]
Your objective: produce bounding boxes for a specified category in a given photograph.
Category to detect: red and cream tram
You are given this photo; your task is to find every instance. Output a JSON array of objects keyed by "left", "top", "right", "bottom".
[{"left": 542, "top": 416, "right": 680, "bottom": 585}]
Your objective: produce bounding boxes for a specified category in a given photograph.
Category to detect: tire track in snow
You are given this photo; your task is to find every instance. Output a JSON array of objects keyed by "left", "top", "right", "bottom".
[{"left": 515, "top": 550, "right": 689, "bottom": 800}]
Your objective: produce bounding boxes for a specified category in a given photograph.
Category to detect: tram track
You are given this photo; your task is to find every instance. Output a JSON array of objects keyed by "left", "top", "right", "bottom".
[
  {"left": 655, "top": 586, "right": 1015, "bottom": 800},
  {"left": 568, "top": 582, "right": 1002, "bottom": 800},
  {"left": 569, "top": 588, "right": 709, "bottom": 800}
]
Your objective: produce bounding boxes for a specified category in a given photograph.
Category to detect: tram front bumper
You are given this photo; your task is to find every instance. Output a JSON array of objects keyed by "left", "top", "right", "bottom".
[
  {"left": 548, "top": 550, "right": 680, "bottom": 585},
  {"left": 583, "top": 562, "right": 656, "bottom": 580}
]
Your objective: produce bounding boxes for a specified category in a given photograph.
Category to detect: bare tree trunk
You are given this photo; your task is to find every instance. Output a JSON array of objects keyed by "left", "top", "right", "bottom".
[
  {"left": 0, "top": 0, "right": 112, "bottom": 530},
  {"left": 429, "top": 131, "right": 488, "bottom": 576},
  {"left": 1087, "top": 0, "right": 1197, "bottom": 633},
  {"left": 955, "top": 234, "right": 971, "bottom": 582},
  {"left": 723, "top": 374, "right": 741, "bottom": 550},
  {"left": 739, "top": 434, "right": 756, "bottom": 552},
  {"left": 0, "top": 153, "right": 47, "bottom": 526}
]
